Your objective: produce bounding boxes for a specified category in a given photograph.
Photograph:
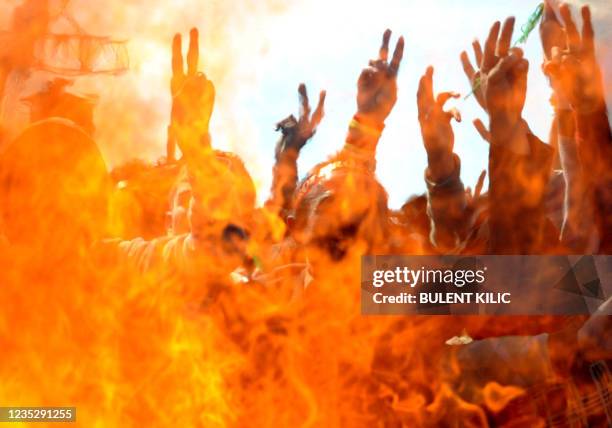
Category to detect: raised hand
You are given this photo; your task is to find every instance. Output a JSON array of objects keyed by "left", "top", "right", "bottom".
[
  {"left": 539, "top": 1, "right": 565, "bottom": 61},
  {"left": 267, "top": 84, "right": 326, "bottom": 220},
  {"left": 356, "top": 29, "right": 404, "bottom": 125},
  {"left": 539, "top": 1, "right": 571, "bottom": 113},
  {"left": 170, "top": 28, "right": 215, "bottom": 160},
  {"left": 460, "top": 39, "right": 486, "bottom": 110},
  {"left": 543, "top": 4, "right": 605, "bottom": 114},
  {"left": 275, "top": 83, "right": 326, "bottom": 157},
  {"left": 417, "top": 66, "right": 461, "bottom": 180},
  {"left": 461, "top": 18, "right": 529, "bottom": 152}
]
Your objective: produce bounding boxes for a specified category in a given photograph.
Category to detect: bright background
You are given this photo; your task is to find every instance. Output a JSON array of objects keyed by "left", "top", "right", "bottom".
[{"left": 1, "top": 0, "right": 610, "bottom": 208}]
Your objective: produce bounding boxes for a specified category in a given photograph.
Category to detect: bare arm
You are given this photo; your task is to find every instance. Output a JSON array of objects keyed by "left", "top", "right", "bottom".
[
  {"left": 416, "top": 66, "right": 471, "bottom": 251},
  {"left": 266, "top": 84, "right": 325, "bottom": 221},
  {"left": 462, "top": 17, "right": 555, "bottom": 254},
  {"left": 343, "top": 30, "right": 404, "bottom": 168},
  {"left": 544, "top": 4, "right": 612, "bottom": 252}
]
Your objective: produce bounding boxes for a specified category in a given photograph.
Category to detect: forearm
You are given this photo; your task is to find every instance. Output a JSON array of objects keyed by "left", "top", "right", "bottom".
[
  {"left": 173, "top": 122, "right": 214, "bottom": 169},
  {"left": 265, "top": 148, "right": 299, "bottom": 219},
  {"left": 488, "top": 119, "right": 554, "bottom": 254},
  {"left": 425, "top": 153, "right": 470, "bottom": 252},
  {"left": 575, "top": 106, "right": 612, "bottom": 180},
  {"left": 575, "top": 107, "right": 612, "bottom": 251},
  {"left": 341, "top": 113, "right": 383, "bottom": 169},
  {"left": 166, "top": 125, "right": 177, "bottom": 162},
  {"left": 265, "top": 115, "right": 309, "bottom": 219},
  {"left": 556, "top": 109, "right": 598, "bottom": 250}
]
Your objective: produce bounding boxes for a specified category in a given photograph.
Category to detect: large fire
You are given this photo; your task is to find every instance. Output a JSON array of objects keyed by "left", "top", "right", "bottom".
[{"left": 0, "top": 1, "right": 610, "bottom": 427}]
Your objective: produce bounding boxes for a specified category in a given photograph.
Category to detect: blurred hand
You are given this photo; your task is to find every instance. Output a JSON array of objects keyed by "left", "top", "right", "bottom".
[
  {"left": 417, "top": 66, "right": 461, "bottom": 178},
  {"left": 275, "top": 83, "right": 326, "bottom": 156},
  {"left": 466, "top": 170, "right": 487, "bottom": 207},
  {"left": 170, "top": 28, "right": 215, "bottom": 159},
  {"left": 539, "top": 1, "right": 566, "bottom": 61},
  {"left": 543, "top": 4, "right": 605, "bottom": 114},
  {"left": 356, "top": 29, "right": 404, "bottom": 124}
]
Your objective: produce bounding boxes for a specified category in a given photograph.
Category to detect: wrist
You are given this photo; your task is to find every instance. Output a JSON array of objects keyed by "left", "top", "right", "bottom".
[
  {"left": 550, "top": 91, "right": 571, "bottom": 112},
  {"left": 352, "top": 113, "right": 385, "bottom": 132},
  {"left": 489, "top": 115, "right": 530, "bottom": 155},
  {"left": 426, "top": 149, "right": 455, "bottom": 182},
  {"left": 275, "top": 115, "right": 306, "bottom": 155},
  {"left": 180, "top": 132, "right": 213, "bottom": 165},
  {"left": 572, "top": 87, "right": 607, "bottom": 115},
  {"left": 346, "top": 113, "right": 385, "bottom": 151},
  {"left": 556, "top": 109, "right": 576, "bottom": 139},
  {"left": 275, "top": 146, "right": 299, "bottom": 163},
  {"left": 574, "top": 100, "right": 607, "bottom": 117},
  {"left": 488, "top": 113, "right": 518, "bottom": 142},
  {"left": 425, "top": 153, "right": 462, "bottom": 190}
]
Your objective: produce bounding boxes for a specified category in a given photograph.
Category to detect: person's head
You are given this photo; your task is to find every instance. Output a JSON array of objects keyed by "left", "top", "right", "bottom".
[
  {"left": 0, "top": 119, "right": 110, "bottom": 258},
  {"left": 292, "top": 162, "right": 389, "bottom": 269},
  {"left": 175, "top": 151, "right": 257, "bottom": 268},
  {"left": 400, "top": 194, "right": 430, "bottom": 237},
  {"left": 187, "top": 150, "right": 256, "bottom": 232},
  {"left": 22, "top": 79, "right": 97, "bottom": 137}
]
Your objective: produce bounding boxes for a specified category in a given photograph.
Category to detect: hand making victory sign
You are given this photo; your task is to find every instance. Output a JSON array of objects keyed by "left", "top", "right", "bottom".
[
  {"left": 356, "top": 29, "right": 405, "bottom": 126},
  {"left": 542, "top": 3, "right": 605, "bottom": 114},
  {"left": 170, "top": 28, "right": 216, "bottom": 161},
  {"left": 539, "top": 1, "right": 570, "bottom": 111},
  {"left": 275, "top": 83, "right": 326, "bottom": 157},
  {"left": 539, "top": 1, "right": 565, "bottom": 62}
]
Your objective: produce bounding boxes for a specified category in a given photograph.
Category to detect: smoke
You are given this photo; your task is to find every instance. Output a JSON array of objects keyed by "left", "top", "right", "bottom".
[
  {"left": 2, "top": 0, "right": 612, "bottom": 207},
  {"left": 73, "top": 0, "right": 294, "bottom": 189},
  {"left": 1, "top": 0, "right": 294, "bottom": 195}
]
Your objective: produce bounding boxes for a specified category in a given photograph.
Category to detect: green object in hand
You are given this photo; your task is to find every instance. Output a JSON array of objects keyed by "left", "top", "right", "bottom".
[
  {"left": 515, "top": 3, "right": 545, "bottom": 45},
  {"left": 464, "top": 76, "right": 481, "bottom": 101},
  {"left": 464, "top": 3, "right": 544, "bottom": 100}
]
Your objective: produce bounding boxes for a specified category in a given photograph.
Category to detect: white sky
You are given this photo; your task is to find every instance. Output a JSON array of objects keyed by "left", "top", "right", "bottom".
[
  {"left": 239, "top": 0, "right": 555, "bottom": 208},
  {"left": 2, "top": 0, "right": 611, "bottom": 208}
]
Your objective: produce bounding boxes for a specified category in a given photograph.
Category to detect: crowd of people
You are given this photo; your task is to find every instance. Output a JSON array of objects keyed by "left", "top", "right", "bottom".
[{"left": 0, "top": 2, "right": 610, "bottom": 426}]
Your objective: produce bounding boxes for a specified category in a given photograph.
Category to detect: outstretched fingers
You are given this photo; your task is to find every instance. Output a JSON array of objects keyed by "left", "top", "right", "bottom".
[
  {"left": 417, "top": 66, "right": 435, "bottom": 115},
  {"left": 581, "top": 6, "right": 595, "bottom": 55},
  {"left": 540, "top": 1, "right": 566, "bottom": 59},
  {"left": 379, "top": 29, "right": 391, "bottom": 62},
  {"left": 311, "top": 90, "right": 327, "bottom": 129},
  {"left": 560, "top": 4, "right": 580, "bottom": 53},
  {"left": 389, "top": 36, "right": 405, "bottom": 76},
  {"left": 370, "top": 30, "right": 404, "bottom": 76},
  {"left": 172, "top": 33, "right": 184, "bottom": 78},
  {"left": 187, "top": 28, "right": 199, "bottom": 76},
  {"left": 460, "top": 51, "right": 476, "bottom": 81},
  {"left": 543, "top": 1, "right": 560, "bottom": 25},
  {"left": 482, "top": 21, "right": 501, "bottom": 72},
  {"left": 473, "top": 40, "right": 483, "bottom": 67},
  {"left": 497, "top": 17, "right": 515, "bottom": 58},
  {"left": 474, "top": 169, "right": 487, "bottom": 199},
  {"left": 298, "top": 83, "right": 311, "bottom": 119}
]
